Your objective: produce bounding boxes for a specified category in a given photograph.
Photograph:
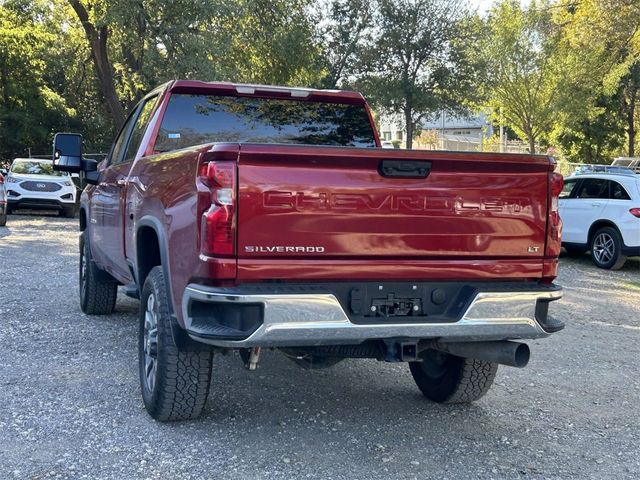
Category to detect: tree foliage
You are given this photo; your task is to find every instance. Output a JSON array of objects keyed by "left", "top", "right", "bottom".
[
  {"left": 1, "top": 0, "right": 640, "bottom": 162},
  {"left": 477, "top": 0, "right": 565, "bottom": 154},
  {"left": 348, "top": 0, "right": 477, "bottom": 148}
]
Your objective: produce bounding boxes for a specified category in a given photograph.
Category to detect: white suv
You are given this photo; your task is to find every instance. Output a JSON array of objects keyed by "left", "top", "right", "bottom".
[
  {"left": 5, "top": 158, "right": 78, "bottom": 217},
  {"left": 559, "top": 168, "right": 640, "bottom": 269}
]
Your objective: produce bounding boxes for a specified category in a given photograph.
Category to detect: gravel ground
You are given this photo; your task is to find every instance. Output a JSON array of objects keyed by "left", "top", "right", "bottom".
[{"left": 1, "top": 213, "right": 639, "bottom": 479}]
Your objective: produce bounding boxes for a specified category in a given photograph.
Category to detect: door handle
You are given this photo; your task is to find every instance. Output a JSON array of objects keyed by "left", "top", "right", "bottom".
[
  {"left": 379, "top": 160, "right": 431, "bottom": 178},
  {"left": 591, "top": 202, "right": 601, "bottom": 207}
]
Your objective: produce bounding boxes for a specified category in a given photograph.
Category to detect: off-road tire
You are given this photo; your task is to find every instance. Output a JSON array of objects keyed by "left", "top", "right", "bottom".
[
  {"left": 590, "top": 226, "right": 626, "bottom": 270},
  {"left": 139, "top": 266, "right": 213, "bottom": 421},
  {"left": 79, "top": 231, "right": 117, "bottom": 314},
  {"left": 409, "top": 349, "right": 498, "bottom": 404},
  {"left": 0, "top": 212, "right": 6, "bottom": 226}
]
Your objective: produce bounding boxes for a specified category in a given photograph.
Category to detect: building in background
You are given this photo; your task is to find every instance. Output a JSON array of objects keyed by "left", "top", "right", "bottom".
[{"left": 378, "top": 111, "right": 529, "bottom": 153}]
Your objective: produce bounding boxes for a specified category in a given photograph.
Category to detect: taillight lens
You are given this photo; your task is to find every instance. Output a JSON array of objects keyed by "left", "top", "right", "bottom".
[
  {"left": 630, "top": 208, "right": 640, "bottom": 218},
  {"left": 545, "top": 172, "right": 564, "bottom": 257},
  {"left": 199, "top": 161, "right": 236, "bottom": 256}
]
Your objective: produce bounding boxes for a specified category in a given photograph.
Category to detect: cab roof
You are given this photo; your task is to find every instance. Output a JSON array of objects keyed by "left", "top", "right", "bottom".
[{"left": 166, "top": 80, "right": 367, "bottom": 104}]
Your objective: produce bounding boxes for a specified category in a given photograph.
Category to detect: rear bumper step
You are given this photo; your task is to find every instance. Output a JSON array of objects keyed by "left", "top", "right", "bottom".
[{"left": 181, "top": 282, "right": 563, "bottom": 348}]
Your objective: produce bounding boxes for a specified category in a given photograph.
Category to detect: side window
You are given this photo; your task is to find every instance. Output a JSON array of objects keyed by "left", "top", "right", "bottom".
[
  {"left": 609, "top": 181, "right": 631, "bottom": 200},
  {"left": 559, "top": 179, "right": 578, "bottom": 199},
  {"left": 123, "top": 96, "right": 158, "bottom": 163},
  {"left": 110, "top": 106, "right": 142, "bottom": 166},
  {"left": 575, "top": 178, "right": 608, "bottom": 199}
]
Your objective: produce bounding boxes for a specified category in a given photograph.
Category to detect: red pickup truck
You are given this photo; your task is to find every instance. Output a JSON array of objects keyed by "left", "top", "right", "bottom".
[{"left": 53, "top": 80, "right": 564, "bottom": 421}]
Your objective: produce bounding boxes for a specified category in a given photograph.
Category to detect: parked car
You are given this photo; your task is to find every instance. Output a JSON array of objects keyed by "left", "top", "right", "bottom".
[
  {"left": 559, "top": 166, "right": 640, "bottom": 269},
  {"left": 0, "top": 171, "right": 7, "bottom": 226},
  {"left": 5, "top": 158, "right": 77, "bottom": 217},
  {"left": 52, "top": 80, "right": 564, "bottom": 422}
]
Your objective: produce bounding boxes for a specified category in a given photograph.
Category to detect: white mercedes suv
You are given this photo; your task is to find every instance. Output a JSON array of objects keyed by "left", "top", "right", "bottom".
[
  {"left": 559, "top": 166, "right": 640, "bottom": 269},
  {"left": 5, "top": 158, "right": 78, "bottom": 217}
]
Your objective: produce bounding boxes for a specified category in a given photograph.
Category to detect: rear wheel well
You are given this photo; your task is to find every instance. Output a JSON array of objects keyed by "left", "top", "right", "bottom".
[
  {"left": 137, "top": 226, "right": 161, "bottom": 289},
  {"left": 588, "top": 220, "right": 620, "bottom": 245}
]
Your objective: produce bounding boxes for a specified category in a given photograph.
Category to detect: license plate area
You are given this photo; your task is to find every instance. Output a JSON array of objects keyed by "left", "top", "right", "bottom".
[
  {"left": 371, "top": 295, "right": 422, "bottom": 317},
  {"left": 348, "top": 283, "right": 476, "bottom": 324}
]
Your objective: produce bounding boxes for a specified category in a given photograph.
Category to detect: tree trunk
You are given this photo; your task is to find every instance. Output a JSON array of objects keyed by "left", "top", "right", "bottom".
[
  {"left": 404, "top": 106, "right": 413, "bottom": 149},
  {"left": 528, "top": 135, "right": 536, "bottom": 154},
  {"left": 68, "top": 0, "right": 126, "bottom": 129},
  {"left": 628, "top": 86, "right": 636, "bottom": 157}
]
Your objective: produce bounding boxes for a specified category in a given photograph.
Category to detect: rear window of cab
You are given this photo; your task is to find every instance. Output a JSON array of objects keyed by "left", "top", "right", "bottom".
[{"left": 154, "top": 94, "right": 377, "bottom": 152}]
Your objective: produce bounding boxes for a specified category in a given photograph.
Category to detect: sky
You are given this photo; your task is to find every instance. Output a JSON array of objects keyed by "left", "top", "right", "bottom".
[{"left": 469, "top": 0, "right": 531, "bottom": 14}]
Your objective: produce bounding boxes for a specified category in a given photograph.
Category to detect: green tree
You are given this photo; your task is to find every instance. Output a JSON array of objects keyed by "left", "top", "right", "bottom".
[
  {"left": 553, "top": 0, "right": 640, "bottom": 158},
  {"left": 479, "top": 0, "right": 564, "bottom": 154},
  {"left": 320, "top": 0, "right": 373, "bottom": 88},
  {"left": 355, "top": 0, "right": 474, "bottom": 149},
  {"left": 0, "top": 1, "right": 77, "bottom": 161}
]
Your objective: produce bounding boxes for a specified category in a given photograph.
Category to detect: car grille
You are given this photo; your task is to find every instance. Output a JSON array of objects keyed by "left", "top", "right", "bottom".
[{"left": 20, "top": 181, "right": 62, "bottom": 192}]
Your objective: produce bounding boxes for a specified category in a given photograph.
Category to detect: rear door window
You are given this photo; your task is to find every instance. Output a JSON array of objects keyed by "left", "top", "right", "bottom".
[
  {"left": 123, "top": 96, "right": 158, "bottom": 163},
  {"left": 154, "top": 94, "right": 377, "bottom": 152},
  {"left": 575, "top": 178, "right": 608, "bottom": 199}
]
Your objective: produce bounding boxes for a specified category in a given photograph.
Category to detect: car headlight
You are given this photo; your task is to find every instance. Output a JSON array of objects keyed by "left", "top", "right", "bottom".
[
  {"left": 6, "top": 176, "right": 18, "bottom": 183},
  {"left": 62, "top": 180, "right": 73, "bottom": 187}
]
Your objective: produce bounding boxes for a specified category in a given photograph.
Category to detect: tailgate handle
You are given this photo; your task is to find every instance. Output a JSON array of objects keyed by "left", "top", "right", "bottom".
[{"left": 379, "top": 160, "right": 431, "bottom": 178}]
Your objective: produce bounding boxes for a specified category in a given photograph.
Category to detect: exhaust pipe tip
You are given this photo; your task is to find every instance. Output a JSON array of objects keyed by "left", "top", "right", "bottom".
[
  {"left": 513, "top": 342, "right": 530, "bottom": 368},
  {"left": 432, "top": 340, "right": 531, "bottom": 368}
]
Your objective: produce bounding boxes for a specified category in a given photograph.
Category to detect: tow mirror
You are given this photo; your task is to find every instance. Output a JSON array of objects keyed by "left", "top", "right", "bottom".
[{"left": 53, "top": 133, "right": 83, "bottom": 173}]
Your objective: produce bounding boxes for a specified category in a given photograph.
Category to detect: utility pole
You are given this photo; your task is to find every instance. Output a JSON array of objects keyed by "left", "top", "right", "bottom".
[
  {"left": 499, "top": 106, "right": 504, "bottom": 153},
  {"left": 441, "top": 109, "right": 445, "bottom": 150}
]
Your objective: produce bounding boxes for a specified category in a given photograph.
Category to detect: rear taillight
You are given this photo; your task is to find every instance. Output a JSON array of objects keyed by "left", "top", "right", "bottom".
[
  {"left": 545, "top": 171, "right": 564, "bottom": 258},
  {"left": 199, "top": 161, "right": 236, "bottom": 256},
  {"left": 630, "top": 208, "right": 640, "bottom": 218}
]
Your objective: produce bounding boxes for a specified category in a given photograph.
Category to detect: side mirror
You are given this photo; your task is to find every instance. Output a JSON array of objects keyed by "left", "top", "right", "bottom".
[{"left": 53, "top": 133, "right": 83, "bottom": 173}]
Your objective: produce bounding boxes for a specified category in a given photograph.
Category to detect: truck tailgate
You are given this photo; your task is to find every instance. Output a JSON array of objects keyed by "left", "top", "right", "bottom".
[{"left": 236, "top": 144, "right": 551, "bottom": 280}]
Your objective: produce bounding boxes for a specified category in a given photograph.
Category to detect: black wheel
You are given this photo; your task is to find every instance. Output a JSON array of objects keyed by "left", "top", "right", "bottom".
[
  {"left": 0, "top": 212, "right": 6, "bottom": 226},
  {"left": 62, "top": 206, "right": 77, "bottom": 218},
  {"left": 409, "top": 349, "right": 498, "bottom": 404},
  {"left": 79, "top": 231, "right": 117, "bottom": 314},
  {"left": 139, "top": 266, "right": 213, "bottom": 421},
  {"left": 590, "top": 226, "right": 626, "bottom": 270}
]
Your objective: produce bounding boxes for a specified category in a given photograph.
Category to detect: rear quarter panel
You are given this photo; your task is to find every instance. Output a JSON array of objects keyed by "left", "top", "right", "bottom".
[{"left": 126, "top": 146, "right": 236, "bottom": 321}]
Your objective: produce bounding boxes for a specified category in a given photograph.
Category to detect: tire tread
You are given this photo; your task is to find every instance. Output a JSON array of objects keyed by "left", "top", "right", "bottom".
[
  {"left": 80, "top": 232, "right": 117, "bottom": 315},
  {"left": 140, "top": 267, "right": 212, "bottom": 421}
]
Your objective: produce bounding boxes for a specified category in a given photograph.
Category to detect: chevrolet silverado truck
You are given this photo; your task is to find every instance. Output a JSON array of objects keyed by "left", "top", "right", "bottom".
[{"left": 52, "top": 80, "right": 564, "bottom": 422}]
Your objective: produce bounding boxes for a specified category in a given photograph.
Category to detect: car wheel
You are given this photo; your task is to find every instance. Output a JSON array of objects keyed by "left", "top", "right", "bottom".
[
  {"left": 139, "top": 266, "right": 213, "bottom": 421},
  {"left": 590, "top": 226, "right": 626, "bottom": 270},
  {"left": 409, "top": 349, "right": 498, "bottom": 404},
  {"left": 79, "top": 231, "right": 118, "bottom": 314}
]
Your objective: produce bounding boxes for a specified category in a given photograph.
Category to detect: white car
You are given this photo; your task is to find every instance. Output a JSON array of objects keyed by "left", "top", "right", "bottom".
[
  {"left": 5, "top": 158, "right": 78, "bottom": 217},
  {"left": 559, "top": 167, "right": 640, "bottom": 269}
]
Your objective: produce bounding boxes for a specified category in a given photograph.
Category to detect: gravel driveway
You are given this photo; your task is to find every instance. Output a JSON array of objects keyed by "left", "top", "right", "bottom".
[{"left": 1, "top": 214, "right": 639, "bottom": 479}]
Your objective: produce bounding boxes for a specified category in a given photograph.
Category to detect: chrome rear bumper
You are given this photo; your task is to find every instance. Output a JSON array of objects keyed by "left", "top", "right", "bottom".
[{"left": 182, "top": 284, "right": 562, "bottom": 348}]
